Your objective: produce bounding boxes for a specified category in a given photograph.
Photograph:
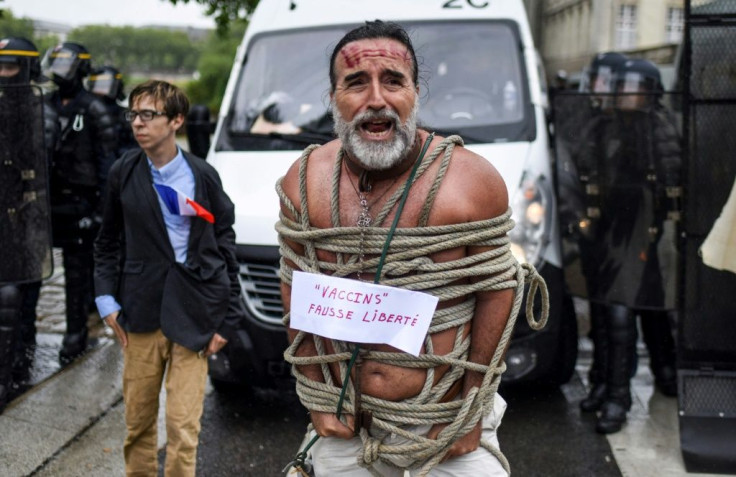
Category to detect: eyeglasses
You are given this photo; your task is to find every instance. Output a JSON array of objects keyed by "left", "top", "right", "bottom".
[{"left": 124, "top": 109, "right": 166, "bottom": 122}]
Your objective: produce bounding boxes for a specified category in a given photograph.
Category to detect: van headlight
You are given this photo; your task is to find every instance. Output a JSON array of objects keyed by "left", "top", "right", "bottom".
[{"left": 509, "top": 174, "right": 553, "bottom": 268}]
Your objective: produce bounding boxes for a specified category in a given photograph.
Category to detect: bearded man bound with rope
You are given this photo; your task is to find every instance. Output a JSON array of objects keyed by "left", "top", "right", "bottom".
[{"left": 277, "top": 21, "right": 548, "bottom": 477}]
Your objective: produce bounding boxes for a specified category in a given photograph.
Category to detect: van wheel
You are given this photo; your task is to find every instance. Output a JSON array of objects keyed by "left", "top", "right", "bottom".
[{"left": 547, "top": 293, "right": 579, "bottom": 386}]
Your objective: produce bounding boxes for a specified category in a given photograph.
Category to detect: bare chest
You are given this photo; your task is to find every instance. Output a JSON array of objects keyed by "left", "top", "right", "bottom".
[{"left": 304, "top": 165, "right": 465, "bottom": 267}]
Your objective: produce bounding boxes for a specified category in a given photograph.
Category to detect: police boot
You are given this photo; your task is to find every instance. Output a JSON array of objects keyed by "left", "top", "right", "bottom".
[
  {"left": 59, "top": 284, "right": 88, "bottom": 365},
  {"left": 12, "top": 346, "right": 33, "bottom": 385},
  {"left": 60, "top": 329, "right": 88, "bottom": 365},
  {"left": 640, "top": 310, "right": 677, "bottom": 397},
  {"left": 596, "top": 304, "right": 636, "bottom": 435},
  {"left": 13, "top": 282, "right": 41, "bottom": 382},
  {"left": 0, "top": 327, "right": 14, "bottom": 412},
  {"left": 580, "top": 303, "right": 608, "bottom": 412},
  {"left": 0, "top": 286, "right": 22, "bottom": 412},
  {"left": 59, "top": 248, "right": 91, "bottom": 365},
  {"left": 18, "top": 281, "right": 41, "bottom": 349}
]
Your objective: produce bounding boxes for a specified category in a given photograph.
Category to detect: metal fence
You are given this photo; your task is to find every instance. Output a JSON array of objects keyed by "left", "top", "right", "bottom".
[
  {"left": 680, "top": 0, "right": 736, "bottom": 364},
  {"left": 678, "top": 1, "right": 736, "bottom": 473}
]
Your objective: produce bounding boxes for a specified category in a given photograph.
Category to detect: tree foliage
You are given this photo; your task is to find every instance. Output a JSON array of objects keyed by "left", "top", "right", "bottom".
[
  {"left": 185, "top": 21, "right": 246, "bottom": 111},
  {"left": 69, "top": 25, "right": 199, "bottom": 73},
  {"left": 2, "top": 5, "right": 246, "bottom": 113},
  {"left": 167, "top": 0, "right": 260, "bottom": 34},
  {"left": 0, "top": 10, "right": 59, "bottom": 64},
  {"left": 0, "top": 10, "right": 35, "bottom": 38}
]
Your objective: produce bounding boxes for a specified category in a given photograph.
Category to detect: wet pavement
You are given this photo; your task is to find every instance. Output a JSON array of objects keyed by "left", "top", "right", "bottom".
[
  {"left": 1, "top": 250, "right": 733, "bottom": 476},
  {"left": 5, "top": 249, "right": 109, "bottom": 403}
]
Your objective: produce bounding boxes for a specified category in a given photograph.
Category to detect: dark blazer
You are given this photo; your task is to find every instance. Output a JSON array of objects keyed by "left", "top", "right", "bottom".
[{"left": 94, "top": 148, "right": 244, "bottom": 352}]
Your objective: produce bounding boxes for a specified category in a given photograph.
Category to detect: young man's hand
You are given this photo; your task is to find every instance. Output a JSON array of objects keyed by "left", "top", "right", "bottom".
[
  {"left": 103, "top": 311, "right": 127, "bottom": 348},
  {"left": 203, "top": 333, "right": 228, "bottom": 357}
]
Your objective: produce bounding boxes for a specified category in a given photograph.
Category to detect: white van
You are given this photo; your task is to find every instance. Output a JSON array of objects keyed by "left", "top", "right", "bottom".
[{"left": 197, "top": 0, "right": 578, "bottom": 390}]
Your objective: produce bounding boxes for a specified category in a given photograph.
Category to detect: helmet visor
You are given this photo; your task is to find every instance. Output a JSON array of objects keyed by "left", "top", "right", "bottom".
[
  {"left": 0, "top": 54, "right": 21, "bottom": 65},
  {"left": 616, "top": 72, "right": 650, "bottom": 111},
  {"left": 0, "top": 53, "right": 31, "bottom": 84},
  {"left": 591, "top": 66, "right": 616, "bottom": 94},
  {"left": 43, "top": 48, "right": 89, "bottom": 81},
  {"left": 88, "top": 72, "right": 121, "bottom": 98},
  {"left": 617, "top": 71, "right": 648, "bottom": 94}
]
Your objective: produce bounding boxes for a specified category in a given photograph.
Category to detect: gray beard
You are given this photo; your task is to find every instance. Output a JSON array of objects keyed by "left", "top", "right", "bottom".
[{"left": 332, "top": 98, "right": 419, "bottom": 171}]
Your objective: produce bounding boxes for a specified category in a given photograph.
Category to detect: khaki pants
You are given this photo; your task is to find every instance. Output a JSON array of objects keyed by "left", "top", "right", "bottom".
[{"left": 122, "top": 329, "right": 208, "bottom": 477}]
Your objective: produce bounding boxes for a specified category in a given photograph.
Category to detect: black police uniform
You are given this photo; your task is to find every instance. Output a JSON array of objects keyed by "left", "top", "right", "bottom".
[
  {"left": 554, "top": 52, "right": 632, "bottom": 421},
  {"left": 41, "top": 42, "right": 119, "bottom": 363},
  {"left": 575, "top": 59, "right": 681, "bottom": 433}
]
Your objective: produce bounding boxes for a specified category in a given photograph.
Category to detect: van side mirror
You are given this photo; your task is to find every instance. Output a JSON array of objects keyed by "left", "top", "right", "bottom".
[{"left": 186, "top": 104, "right": 214, "bottom": 159}]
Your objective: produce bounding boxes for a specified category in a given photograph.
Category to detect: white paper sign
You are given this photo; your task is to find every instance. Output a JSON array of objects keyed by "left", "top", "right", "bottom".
[{"left": 290, "top": 271, "right": 439, "bottom": 356}]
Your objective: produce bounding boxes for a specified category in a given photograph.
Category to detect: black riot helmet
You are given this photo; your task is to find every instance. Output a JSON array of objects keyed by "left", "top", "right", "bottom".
[
  {"left": 581, "top": 51, "right": 629, "bottom": 94},
  {"left": 0, "top": 36, "right": 43, "bottom": 85},
  {"left": 616, "top": 58, "right": 663, "bottom": 94},
  {"left": 43, "top": 42, "right": 92, "bottom": 93},
  {"left": 615, "top": 59, "right": 664, "bottom": 111},
  {"left": 87, "top": 65, "right": 125, "bottom": 101}
]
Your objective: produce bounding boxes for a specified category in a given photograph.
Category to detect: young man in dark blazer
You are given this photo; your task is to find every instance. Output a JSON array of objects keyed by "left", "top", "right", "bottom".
[{"left": 94, "top": 80, "right": 243, "bottom": 476}]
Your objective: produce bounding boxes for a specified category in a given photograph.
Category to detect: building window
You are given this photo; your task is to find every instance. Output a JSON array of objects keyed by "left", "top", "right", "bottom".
[
  {"left": 615, "top": 4, "right": 638, "bottom": 50},
  {"left": 666, "top": 7, "right": 684, "bottom": 43}
]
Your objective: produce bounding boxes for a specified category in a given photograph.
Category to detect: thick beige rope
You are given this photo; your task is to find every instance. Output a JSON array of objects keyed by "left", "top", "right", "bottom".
[{"left": 276, "top": 136, "right": 548, "bottom": 476}]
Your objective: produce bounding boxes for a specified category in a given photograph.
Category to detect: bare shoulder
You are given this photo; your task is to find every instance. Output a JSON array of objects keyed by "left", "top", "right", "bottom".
[
  {"left": 438, "top": 142, "right": 509, "bottom": 222},
  {"left": 280, "top": 140, "right": 341, "bottom": 207}
]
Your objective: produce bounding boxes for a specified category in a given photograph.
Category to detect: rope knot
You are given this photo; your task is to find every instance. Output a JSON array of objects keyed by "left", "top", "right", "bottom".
[{"left": 358, "top": 436, "right": 381, "bottom": 468}]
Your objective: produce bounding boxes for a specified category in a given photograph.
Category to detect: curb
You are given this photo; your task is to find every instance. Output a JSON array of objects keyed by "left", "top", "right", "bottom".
[{"left": 0, "top": 341, "right": 123, "bottom": 476}]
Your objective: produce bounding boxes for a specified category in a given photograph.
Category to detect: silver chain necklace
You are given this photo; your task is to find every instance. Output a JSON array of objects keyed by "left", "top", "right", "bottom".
[
  {"left": 344, "top": 162, "right": 399, "bottom": 280},
  {"left": 356, "top": 193, "right": 370, "bottom": 280}
]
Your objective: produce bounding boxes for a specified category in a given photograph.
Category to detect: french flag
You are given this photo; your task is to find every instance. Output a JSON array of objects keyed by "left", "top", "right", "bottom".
[{"left": 153, "top": 183, "right": 214, "bottom": 224}]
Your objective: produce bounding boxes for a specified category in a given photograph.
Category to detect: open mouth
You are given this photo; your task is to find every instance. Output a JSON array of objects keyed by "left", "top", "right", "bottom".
[{"left": 360, "top": 118, "right": 394, "bottom": 140}]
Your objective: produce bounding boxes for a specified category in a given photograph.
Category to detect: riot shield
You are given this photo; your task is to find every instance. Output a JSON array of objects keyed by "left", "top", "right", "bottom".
[
  {"left": 552, "top": 91, "right": 681, "bottom": 310},
  {"left": 0, "top": 84, "right": 53, "bottom": 283}
]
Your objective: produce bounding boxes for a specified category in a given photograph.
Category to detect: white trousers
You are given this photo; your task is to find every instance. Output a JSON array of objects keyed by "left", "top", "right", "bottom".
[{"left": 310, "top": 394, "right": 509, "bottom": 477}]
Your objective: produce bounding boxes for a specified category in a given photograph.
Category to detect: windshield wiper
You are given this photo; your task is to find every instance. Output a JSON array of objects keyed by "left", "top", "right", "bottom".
[
  {"left": 291, "top": 130, "right": 335, "bottom": 144},
  {"left": 228, "top": 130, "right": 334, "bottom": 146},
  {"left": 427, "top": 128, "right": 488, "bottom": 144}
]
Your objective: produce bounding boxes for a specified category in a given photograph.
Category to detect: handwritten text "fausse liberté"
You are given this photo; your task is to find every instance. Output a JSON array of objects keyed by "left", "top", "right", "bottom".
[{"left": 305, "top": 303, "right": 420, "bottom": 326}]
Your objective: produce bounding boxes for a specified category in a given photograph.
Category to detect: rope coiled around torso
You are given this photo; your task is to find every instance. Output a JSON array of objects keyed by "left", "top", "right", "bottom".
[{"left": 276, "top": 135, "right": 549, "bottom": 476}]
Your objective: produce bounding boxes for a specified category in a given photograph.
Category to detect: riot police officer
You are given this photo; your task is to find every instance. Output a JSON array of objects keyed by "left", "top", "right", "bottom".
[
  {"left": 87, "top": 65, "right": 138, "bottom": 156},
  {"left": 614, "top": 59, "right": 680, "bottom": 398},
  {"left": 0, "top": 37, "right": 54, "bottom": 411},
  {"left": 40, "top": 42, "right": 118, "bottom": 364},
  {"left": 574, "top": 57, "right": 681, "bottom": 433},
  {"left": 561, "top": 52, "right": 630, "bottom": 417}
]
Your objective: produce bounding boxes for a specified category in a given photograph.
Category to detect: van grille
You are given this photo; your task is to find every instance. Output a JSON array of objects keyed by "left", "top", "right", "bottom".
[{"left": 239, "top": 262, "right": 284, "bottom": 326}]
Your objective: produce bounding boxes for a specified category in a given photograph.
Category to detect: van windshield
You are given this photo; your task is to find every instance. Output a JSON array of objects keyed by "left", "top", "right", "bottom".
[{"left": 216, "top": 20, "right": 535, "bottom": 152}]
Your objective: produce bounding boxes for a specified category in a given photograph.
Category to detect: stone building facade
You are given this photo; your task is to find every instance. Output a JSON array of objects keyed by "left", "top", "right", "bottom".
[{"left": 533, "top": 0, "right": 685, "bottom": 88}]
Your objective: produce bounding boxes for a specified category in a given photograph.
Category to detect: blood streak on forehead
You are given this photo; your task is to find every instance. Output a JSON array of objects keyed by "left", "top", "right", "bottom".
[{"left": 340, "top": 42, "right": 412, "bottom": 69}]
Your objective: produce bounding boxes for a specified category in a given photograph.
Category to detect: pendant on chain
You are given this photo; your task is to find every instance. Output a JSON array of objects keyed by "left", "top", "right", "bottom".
[
  {"left": 356, "top": 193, "right": 371, "bottom": 281},
  {"left": 357, "top": 194, "right": 372, "bottom": 228}
]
